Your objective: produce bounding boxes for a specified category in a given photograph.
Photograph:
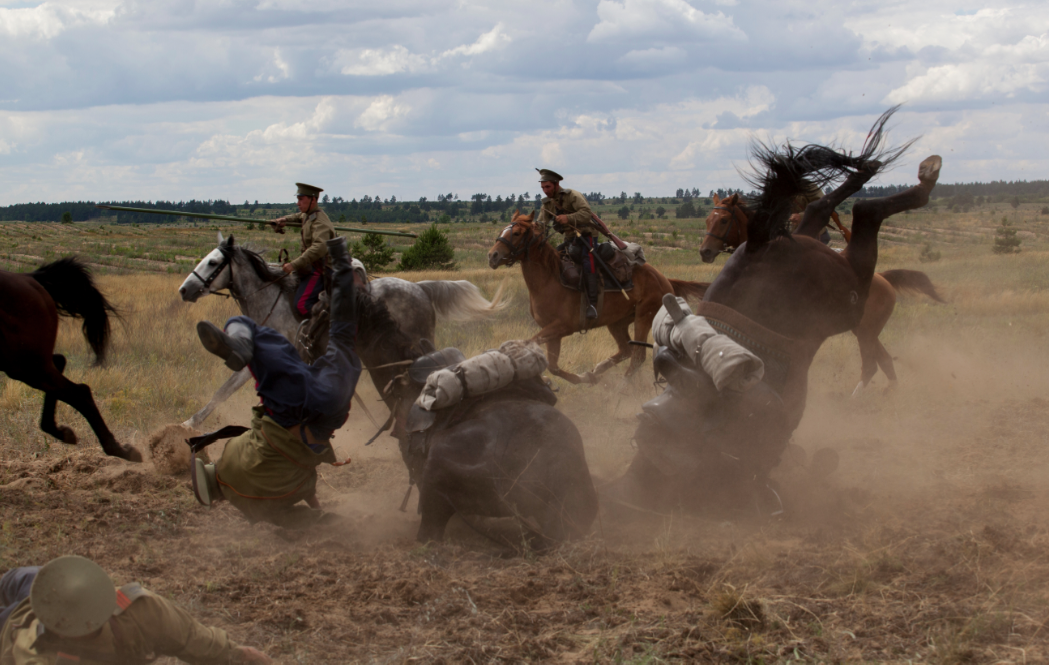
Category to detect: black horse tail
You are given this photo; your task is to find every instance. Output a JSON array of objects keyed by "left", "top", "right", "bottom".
[
  {"left": 742, "top": 106, "right": 917, "bottom": 249},
  {"left": 880, "top": 269, "right": 946, "bottom": 303},
  {"left": 30, "top": 257, "right": 117, "bottom": 365}
]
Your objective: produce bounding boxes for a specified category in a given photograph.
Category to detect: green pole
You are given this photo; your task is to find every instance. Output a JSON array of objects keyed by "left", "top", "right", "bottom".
[{"left": 94, "top": 204, "right": 418, "bottom": 238}]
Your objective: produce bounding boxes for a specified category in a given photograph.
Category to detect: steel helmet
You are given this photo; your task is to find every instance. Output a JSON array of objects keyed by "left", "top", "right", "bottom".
[{"left": 30, "top": 556, "right": 116, "bottom": 637}]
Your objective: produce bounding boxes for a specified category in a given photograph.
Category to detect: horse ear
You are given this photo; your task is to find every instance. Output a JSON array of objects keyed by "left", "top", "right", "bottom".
[
  {"left": 727, "top": 193, "right": 739, "bottom": 205},
  {"left": 218, "top": 231, "right": 224, "bottom": 244},
  {"left": 524, "top": 210, "right": 535, "bottom": 222},
  {"left": 712, "top": 193, "right": 721, "bottom": 205}
]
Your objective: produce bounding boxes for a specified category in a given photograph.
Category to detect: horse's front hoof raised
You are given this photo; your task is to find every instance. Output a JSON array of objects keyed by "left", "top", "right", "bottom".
[{"left": 58, "top": 426, "right": 77, "bottom": 445}]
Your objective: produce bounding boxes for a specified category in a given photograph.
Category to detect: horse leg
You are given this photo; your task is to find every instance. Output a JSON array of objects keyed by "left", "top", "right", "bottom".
[
  {"left": 534, "top": 325, "right": 588, "bottom": 385},
  {"left": 40, "top": 355, "right": 76, "bottom": 444},
  {"left": 183, "top": 367, "right": 252, "bottom": 429},
  {"left": 874, "top": 339, "right": 898, "bottom": 388},
  {"left": 625, "top": 301, "right": 659, "bottom": 377},
  {"left": 590, "top": 318, "right": 633, "bottom": 379},
  {"left": 852, "top": 334, "right": 879, "bottom": 397},
  {"left": 416, "top": 490, "right": 456, "bottom": 543}
]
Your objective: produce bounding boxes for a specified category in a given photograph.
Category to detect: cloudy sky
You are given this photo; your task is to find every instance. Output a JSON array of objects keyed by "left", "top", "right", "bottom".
[{"left": 0, "top": 0, "right": 1045, "bottom": 205}]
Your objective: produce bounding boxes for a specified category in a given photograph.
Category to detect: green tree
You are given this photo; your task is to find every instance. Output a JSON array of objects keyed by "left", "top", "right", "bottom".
[
  {"left": 992, "top": 217, "right": 1022, "bottom": 254},
  {"left": 60, "top": 211, "right": 72, "bottom": 224},
  {"left": 398, "top": 224, "right": 457, "bottom": 270},
  {"left": 360, "top": 214, "right": 368, "bottom": 225},
  {"left": 655, "top": 206, "right": 667, "bottom": 219},
  {"left": 919, "top": 242, "right": 941, "bottom": 263},
  {"left": 351, "top": 232, "right": 396, "bottom": 274},
  {"left": 617, "top": 205, "right": 630, "bottom": 219},
  {"left": 1010, "top": 196, "right": 1020, "bottom": 209},
  {"left": 675, "top": 200, "right": 696, "bottom": 219}
]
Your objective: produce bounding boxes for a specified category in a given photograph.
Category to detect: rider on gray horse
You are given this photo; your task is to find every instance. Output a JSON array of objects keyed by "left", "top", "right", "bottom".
[{"left": 270, "top": 182, "right": 336, "bottom": 318}]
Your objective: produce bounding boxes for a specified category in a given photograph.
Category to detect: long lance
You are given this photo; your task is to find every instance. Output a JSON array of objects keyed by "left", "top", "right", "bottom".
[
  {"left": 590, "top": 213, "right": 628, "bottom": 250},
  {"left": 95, "top": 204, "right": 418, "bottom": 238}
]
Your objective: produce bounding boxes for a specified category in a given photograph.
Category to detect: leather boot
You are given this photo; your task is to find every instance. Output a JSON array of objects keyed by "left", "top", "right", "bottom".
[
  {"left": 584, "top": 272, "right": 600, "bottom": 320},
  {"left": 191, "top": 457, "right": 222, "bottom": 507},
  {"left": 326, "top": 237, "right": 357, "bottom": 324},
  {"left": 197, "top": 320, "right": 254, "bottom": 371}
]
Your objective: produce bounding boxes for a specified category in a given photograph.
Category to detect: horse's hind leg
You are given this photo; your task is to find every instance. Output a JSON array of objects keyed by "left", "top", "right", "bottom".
[
  {"left": 590, "top": 318, "right": 633, "bottom": 380},
  {"left": 40, "top": 355, "right": 77, "bottom": 444},
  {"left": 852, "top": 335, "right": 880, "bottom": 397},
  {"left": 874, "top": 339, "right": 898, "bottom": 386}
]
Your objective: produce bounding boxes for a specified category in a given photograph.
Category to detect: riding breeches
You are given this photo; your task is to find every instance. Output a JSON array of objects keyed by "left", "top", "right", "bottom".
[
  {"left": 0, "top": 567, "right": 38, "bottom": 628},
  {"left": 573, "top": 236, "right": 597, "bottom": 275},
  {"left": 294, "top": 267, "right": 326, "bottom": 316}
]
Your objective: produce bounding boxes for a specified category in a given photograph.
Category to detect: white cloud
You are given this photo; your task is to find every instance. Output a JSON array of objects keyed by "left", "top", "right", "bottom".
[
  {"left": 588, "top": 0, "right": 744, "bottom": 43},
  {"left": 355, "top": 96, "right": 411, "bottom": 132},
  {"left": 440, "top": 22, "right": 510, "bottom": 57},
  {"left": 335, "top": 45, "right": 429, "bottom": 77},
  {"left": 618, "top": 46, "right": 687, "bottom": 68},
  {"left": 0, "top": 2, "right": 114, "bottom": 39}
]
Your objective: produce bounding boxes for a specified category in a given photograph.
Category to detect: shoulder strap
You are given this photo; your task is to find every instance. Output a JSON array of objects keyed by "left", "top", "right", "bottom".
[{"left": 113, "top": 583, "right": 149, "bottom": 616}]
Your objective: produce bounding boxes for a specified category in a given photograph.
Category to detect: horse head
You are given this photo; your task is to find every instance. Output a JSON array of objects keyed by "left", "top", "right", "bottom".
[
  {"left": 699, "top": 193, "right": 747, "bottom": 263},
  {"left": 488, "top": 210, "right": 540, "bottom": 269},
  {"left": 179, "top": 232, "right": 236, "bottom": 302}
]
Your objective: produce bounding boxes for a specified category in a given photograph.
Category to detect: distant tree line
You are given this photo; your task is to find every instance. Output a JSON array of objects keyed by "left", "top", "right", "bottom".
[
  {"left": 855, "top": 180, "right": 1049, "bottom": 200},
  {"left": 0, "top": 199, "right": 248, "bottom": 224}
]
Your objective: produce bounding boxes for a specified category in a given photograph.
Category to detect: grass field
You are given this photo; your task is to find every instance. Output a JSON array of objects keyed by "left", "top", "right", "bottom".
[{"left": 2, "top": 202, "right": 1049, "bottom": 662}]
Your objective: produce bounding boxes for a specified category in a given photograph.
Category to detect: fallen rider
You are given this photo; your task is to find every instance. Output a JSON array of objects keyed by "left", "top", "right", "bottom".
[
  {"left": 0, "top": 555, "right": 272, "bottom": 663},
  {"left": 190, "top": 236, "right": 361, "bottom": 528}
]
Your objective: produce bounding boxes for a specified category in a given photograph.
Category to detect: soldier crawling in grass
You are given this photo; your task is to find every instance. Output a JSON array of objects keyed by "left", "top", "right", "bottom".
[
  {"left": 270, "top": 182, "right": 336, "bottom": 318},
  {"left": 536, "top": 168, "right": 606, "bottom": 320}
]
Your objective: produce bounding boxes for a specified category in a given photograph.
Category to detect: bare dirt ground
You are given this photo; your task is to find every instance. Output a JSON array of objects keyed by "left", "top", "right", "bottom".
[{"left": 4, "top": 214, "right": 1049, "bottom": 662}]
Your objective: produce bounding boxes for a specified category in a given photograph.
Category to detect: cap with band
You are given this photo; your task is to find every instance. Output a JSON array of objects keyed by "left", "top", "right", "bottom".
[
  {"left": 535, "top": 169, "right": 563, "bottom": 183},
  {"left": 295, "top": 183, "right": 324, "bottom": 198}
]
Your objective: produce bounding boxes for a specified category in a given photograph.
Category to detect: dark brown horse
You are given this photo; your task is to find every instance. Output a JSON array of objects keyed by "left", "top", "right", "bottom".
[
  {"left": 609, "top": 107, "right": 942, "bottom": 512},
  {"left": 487, "top": 214, "right": 708, "bottom": 383},
  {"left": 0, "top": 258, "right": 140, "bottom": 461},
  {"left": 698, "top": 192, "right": 945, "bottom": 394}
]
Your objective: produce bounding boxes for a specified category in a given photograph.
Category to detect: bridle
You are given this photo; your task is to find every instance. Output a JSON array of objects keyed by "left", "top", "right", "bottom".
[
  {"left": 190, "top": 243, "right": 290, "bottom": 325},
  {"left": 705, "top": 204, "right": 748, "bottom": 250},
  {"left": 190, "top": 244, "right": 234, "bottom": 297},
  {"left": 494, "top": 221, "right": 546, "bottom": 266}
]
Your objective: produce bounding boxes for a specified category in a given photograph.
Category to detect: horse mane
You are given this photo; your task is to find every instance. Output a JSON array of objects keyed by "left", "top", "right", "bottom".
[
  {"left": 508, "top": 212, "right": 560, "bottom": 269},
  {"left": 233, "top": 244, "right": 297, "bottom": 297},
  {"left": 741, "top": 105, "right": 916, "bottom": 249}
]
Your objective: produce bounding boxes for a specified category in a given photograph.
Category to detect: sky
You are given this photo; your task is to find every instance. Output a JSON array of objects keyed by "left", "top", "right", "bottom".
[{"left": 0, "top": 0, "right": 1045, "bottom": 204}]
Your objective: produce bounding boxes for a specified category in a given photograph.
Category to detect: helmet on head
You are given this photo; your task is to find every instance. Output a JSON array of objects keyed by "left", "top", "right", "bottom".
[{"left": 30, "top": 556, "right": 116, "bottom": 637}]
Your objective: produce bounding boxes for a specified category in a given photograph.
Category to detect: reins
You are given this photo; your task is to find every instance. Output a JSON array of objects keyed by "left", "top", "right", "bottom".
[
  {"left": 705, "top": 204, "right": 748, "bottom": 251},
  {"left": 194, "top": 245, "right": 291, "bottom": 326},
  {"left": 495, "top": 221, "right": 547, "bottom": 266}
]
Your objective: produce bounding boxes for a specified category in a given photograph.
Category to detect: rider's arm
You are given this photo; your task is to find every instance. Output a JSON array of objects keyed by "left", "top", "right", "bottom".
[{"left": 561, "top": 190, "right": 595, "bottom": 232}]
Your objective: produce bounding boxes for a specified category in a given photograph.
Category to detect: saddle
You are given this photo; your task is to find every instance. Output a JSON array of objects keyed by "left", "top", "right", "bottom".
[
  {"left": 294, "top": 265, "right": 370, "bottom": 364},
  {"left": 558, "top": 241, "right": 637, "bottom": 292}
]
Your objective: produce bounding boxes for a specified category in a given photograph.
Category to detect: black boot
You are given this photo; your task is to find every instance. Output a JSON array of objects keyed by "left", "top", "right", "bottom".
[
  {"left": 584, "top": 272, "right": 600, "bottom": 320},
  {"left": 326, "top": 237, "right": 357, "bottom": 324},
  {"left": 197, "top": 320, "right": 254, "bottom": 371}
]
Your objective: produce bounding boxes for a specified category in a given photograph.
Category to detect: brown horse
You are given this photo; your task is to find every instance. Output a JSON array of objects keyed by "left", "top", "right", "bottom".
[
  {"left": 0, "top": 258, "right": 140, "bottom": 461},
  {"left": 487, "top": 213, "right": 708, "bottom": 383},
  {"left": 608, "top": 107, "right": 942, "bottom": 512},
  {"left": 698, "top": 192, "right": 944, "bottom": 394}
]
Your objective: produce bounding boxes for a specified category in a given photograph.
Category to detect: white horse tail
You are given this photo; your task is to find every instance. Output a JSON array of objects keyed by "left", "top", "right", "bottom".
[{"left": 416, "top": 279, "right": 508, "bottom": 322}]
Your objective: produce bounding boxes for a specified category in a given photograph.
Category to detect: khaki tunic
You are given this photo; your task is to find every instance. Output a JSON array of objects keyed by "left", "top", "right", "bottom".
[
  {"left": 0, "top": 586, "right": 237, "bottom": 665},
  {"left": 286, "top": 209, "right": 335, "bottom": 273},
  {"left": 538, "top": 188, "right": 596, "bottom": 239},
  {"left": 215, "top": 406, "right": 337, "bottom": 528}
]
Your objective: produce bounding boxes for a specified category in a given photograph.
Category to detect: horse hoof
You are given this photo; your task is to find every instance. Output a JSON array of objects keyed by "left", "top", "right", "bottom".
[
  {"left": 115, "top": 445, "right": 143, "bottom": 463},
  {"left": 58, "top": 427, "right": 78, "bottom": 445},
  {"left": 851, "top": 381, "right": 866, "bottom": 398},
  {"left": 918, "top": 155, "right": 942, "bottom": 186}
]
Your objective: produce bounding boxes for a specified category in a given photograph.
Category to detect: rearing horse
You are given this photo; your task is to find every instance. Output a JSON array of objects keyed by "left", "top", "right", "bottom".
[
  {"left": 698, "top": 192, "right": 944, "bottom": 395},
  {"left": 488, "top": 213, "right": 707, "bottom": 384}
]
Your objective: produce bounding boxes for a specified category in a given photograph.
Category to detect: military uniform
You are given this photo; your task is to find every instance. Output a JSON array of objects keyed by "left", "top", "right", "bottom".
[
  {"left": 538, "top": 188, "right": 596, "bottom": 240},
  {"left": 0, "top": 570, "right": 241, "bottom": 665},
  {"left": 536, "top": 169, "right": 604, "bottom": 319},
  {"left": 792, "top": 181, "right": 832, "bottom": 245},
  {"left": 194, "top": 238, "right": 362, "bottom": 529},
  {"left": 283, "top": 183, "right": 336, "bottom": 316}
]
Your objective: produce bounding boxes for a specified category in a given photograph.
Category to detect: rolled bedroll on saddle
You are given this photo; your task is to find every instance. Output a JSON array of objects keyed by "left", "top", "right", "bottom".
[
  {"left": 417, "top": 340, "right": 548, "bottom": 411},
  {"left": 653, "top": 294, "right": 764, "bottom": 393}
]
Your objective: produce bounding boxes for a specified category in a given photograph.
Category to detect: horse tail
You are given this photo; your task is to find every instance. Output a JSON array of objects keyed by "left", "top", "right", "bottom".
[
  {"left": 416, "top": 278, "right": 509, "bottom": 322},
  {"left": 30, "top": 257, "right": 117, "bottom": 365},
  {"left": 879, "top": 269, "right": 946, "bottom": 303},
  {"left": 669, "top": 279, "right": 709, "bottom": 302}
]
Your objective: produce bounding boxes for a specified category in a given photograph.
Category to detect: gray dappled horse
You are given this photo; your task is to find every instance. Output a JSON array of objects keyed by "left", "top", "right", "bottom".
[{"left": 178, "top": 233, "right": 505, "bottom": 430}]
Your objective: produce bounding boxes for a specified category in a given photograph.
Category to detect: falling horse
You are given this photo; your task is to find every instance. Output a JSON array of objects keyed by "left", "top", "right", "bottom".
[
  {"left": 609, "top": 106, "right": 942, "bottom": 511},
  {"left": 487, "top": 214, "right": 708, "bottom": 383},
  {"left": 698, "top": 192, "right": 945, "bottom": 394},
  {"left": 178, "top": 234, "right": 506, "bottom": 430},
  {"left": 0, "top": 258, "right": 140, "bottom": 461}
]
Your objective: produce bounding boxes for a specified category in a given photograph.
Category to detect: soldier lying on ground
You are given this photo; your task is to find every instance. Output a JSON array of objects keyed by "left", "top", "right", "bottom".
[
  {"left": 0, "top": 555, "right": 271, "bottom": 664},
  {"left": 190, "top": 236, "right": 361, "bottom": 529}
]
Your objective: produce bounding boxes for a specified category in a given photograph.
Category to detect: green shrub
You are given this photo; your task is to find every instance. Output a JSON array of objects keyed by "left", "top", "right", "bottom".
[
  {"left": 350, "top": 232, "right": 396, "bottom": 274},
  {"left": 397, "top": 224, "right": 457, "bottom": 270},
  {"left": 992, "top": 217, "right": 1021, "bottom": 255},
  {"left": 919, "top": 242, "right": 941, "bottom": 263}
]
